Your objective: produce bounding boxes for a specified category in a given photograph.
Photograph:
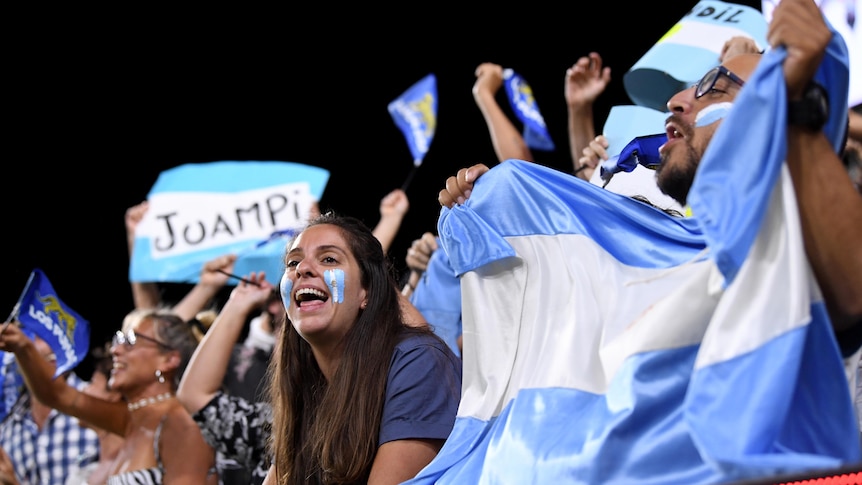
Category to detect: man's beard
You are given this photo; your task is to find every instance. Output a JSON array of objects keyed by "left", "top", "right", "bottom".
[{"left": 656, "top": 143, "right": 699, "bottom": 206}]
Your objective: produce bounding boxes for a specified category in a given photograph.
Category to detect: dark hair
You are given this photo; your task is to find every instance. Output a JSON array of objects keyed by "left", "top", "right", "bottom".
[
  {"left": 267, "top": 212, "right": 435, "bottom": 484},
  {"left": 141, "top": 309, "right": 199, "bottom": 389},
  {"left": 90, "top": 340, "right": 113, "bottom": 390}
]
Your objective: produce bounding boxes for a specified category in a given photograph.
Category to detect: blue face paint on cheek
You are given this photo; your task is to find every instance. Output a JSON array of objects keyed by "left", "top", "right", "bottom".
[
  {"left": 695, "top": 102, "right": 733, "bottom": 127},
  {"left": 324, "top": 269, "right": 345, "bottom": 304},
  {"left": 280, "top": 271, "right": 293, "bottom": 310}
]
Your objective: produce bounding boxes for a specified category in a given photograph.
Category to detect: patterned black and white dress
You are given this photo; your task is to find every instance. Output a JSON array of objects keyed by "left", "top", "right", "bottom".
[{"left": 193, "top": 391, "right": 273, "bottom": 485}]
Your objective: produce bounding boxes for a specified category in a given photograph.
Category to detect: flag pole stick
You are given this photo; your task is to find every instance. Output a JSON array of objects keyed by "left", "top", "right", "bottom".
[
  {"left": 401, "top": 164, "right": 420, "bottom": 192},
  {"left": 215, "top": 269, "right": 261, "bottom": 287},
  {"left": 0, "top": 306, "right": 20, "bottom": 337},
  {"left": 1, "top": 270, "right": 36, "bottom": 336}
]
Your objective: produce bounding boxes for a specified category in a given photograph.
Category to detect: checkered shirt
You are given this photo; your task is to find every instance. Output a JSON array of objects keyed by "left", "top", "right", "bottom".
[{"left": 0, "top": 373, "right": 100, "bottom": 485}]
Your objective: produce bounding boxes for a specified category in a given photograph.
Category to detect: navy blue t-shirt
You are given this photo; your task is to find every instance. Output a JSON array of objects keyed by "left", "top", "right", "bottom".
[{"left": 379, "top": 332, "right": 462, "bottom": 445}]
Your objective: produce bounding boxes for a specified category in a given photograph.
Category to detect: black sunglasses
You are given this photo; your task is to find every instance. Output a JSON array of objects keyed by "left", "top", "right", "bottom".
[{"left": 695, "top": 65, "right": 746, "bottom": 99}]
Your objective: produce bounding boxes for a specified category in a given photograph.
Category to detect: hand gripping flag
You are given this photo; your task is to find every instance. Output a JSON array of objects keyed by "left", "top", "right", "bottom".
[
  {"left": 407, "top": 19, "right": 857, "bottom": 485},
  {"left": 130, "top": 161, "right": 329, "bottom": 287},
  {"left": 502, "top": 68, "right": 555, "bottom": 151},
  {"left": 388, "top": 74, "right": 437, "bottom": 191},
  {"left": 5, "top": 269, "right": 90, "bottom": 379}
]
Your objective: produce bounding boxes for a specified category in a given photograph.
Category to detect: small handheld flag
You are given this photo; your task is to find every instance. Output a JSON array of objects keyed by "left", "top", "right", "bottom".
[
  {"left": 388, "top": 73, "right": 438, "bottom": 191},
  {"left": 6, "top": 269, "right": 90, "bottom": 378},
  {"left": 502, "top": 68, "right": 555, "bottom": 151}
]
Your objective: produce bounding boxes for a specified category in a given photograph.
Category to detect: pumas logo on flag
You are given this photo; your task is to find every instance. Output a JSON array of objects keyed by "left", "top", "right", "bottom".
[
  {"left": 388, "top": 74, "right": 438, "bottom": 168},
  {"left": 37, "top": 294, "right": 79, "bottom": 345},
  {"left": 502, "top": 68, "right": 555, "bottom": 151},
  {"left": 10, "top": 269, "right": 90, "bottom": 378}
]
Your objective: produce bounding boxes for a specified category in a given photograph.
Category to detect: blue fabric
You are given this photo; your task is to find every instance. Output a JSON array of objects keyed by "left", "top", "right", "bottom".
[
  {"left": 0, "top": 353, "right": 22, "bottom": 421},
  {"left": 600, "top": 133, "right": 667, "bottom": 182},
  {"left": 689, "top": 28, "right": 849, "bottom": 284},
  {"left": 387, "top": 74, "right": 437, "bottom": 167},
  {"left": 409, "top": 238, "right": 463, "bottom": 357},
  {"left": 130, "top": 161, "right": 329, "bottom": 287},
  {"left": 12, "top": 268, "right": 90, "bottom": 378},
  {"left": 502, "top": 69, "right": 556, "bottom": 151},
  {"left": 379, "top": 332, "right": 462, "bottom": 445},
  {"left": 407, "top": 18, "right": 859, "bottom": 485}
]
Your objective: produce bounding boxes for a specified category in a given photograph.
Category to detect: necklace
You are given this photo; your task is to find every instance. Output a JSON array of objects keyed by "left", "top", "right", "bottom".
[{"left": 127, "top": 392, "right": 174, "bottom": 411}]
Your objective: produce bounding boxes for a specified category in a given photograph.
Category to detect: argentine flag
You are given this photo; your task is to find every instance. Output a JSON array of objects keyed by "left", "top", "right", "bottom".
[{"left": 407, "top": 21, "right": 859, "bottom": 485}]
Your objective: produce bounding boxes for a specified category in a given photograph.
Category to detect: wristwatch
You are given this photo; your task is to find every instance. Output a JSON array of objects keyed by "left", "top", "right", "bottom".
[{"left": 788, "top": 82, "right": 829, "bottom": 131}]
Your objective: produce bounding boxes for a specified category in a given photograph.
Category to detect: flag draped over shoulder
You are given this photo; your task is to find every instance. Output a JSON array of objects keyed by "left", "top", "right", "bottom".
[
  {"left": 502, "top": 69, "right": 555, "bottom": 151},
  {"left": 407, "top": 25, "right": 858, "bottom": 485},
  {"left": 10, "top": 269, "right": 90, "bottom": 379},
  {"left": 130, "top": 161, "right": 329, "bottom": 287},
  {"left": 388, "top": 74, "right": 438, "bottom": 167}
]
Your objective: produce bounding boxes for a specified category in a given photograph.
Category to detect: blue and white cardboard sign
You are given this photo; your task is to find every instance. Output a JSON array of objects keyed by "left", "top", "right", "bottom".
[
  {"left": 130, "top": 161, "right": 330, "bottom": 286},
  {"left": 624, "top": 0, "right": 768, "bottom": 112}
]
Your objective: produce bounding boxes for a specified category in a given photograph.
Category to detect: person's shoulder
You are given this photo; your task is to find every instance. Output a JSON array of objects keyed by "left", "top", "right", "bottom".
[
  {"left": 395, "top": 330, "right": 448, "bottom": 352},
  {"left": 392, "top": 330, "right": 460, "bottom": 366},
  {"left": 163, "top": 402, "right": 204, "bottom": 431}
]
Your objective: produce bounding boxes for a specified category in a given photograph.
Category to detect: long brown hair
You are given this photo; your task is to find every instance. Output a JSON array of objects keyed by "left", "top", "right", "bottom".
[{"left": 267, "top": 213, "right": 433, "bottom": 484}]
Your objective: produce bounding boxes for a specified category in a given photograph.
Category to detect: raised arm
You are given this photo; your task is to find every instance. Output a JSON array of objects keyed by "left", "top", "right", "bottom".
[
  {"left": 371, "top": 188, "right": 410, "bottom": 255},
  {"left": 171, "top": 254, "right": 236, "bottom": 322},
  {"left": 473, "top": 62, "right": 533, "bottom": 162},
  {"left": 126, "top": 201, "right": 161, "bottom": 310},
  {"left": 770, "top": 0, "right": 862, "bottom": 329},
  {"left": 177, "top": 272, "right": 273, "bottom": 414},
  {"left": 0, "top": 324, "right": 129, "bottom": 436},
  {"left": 566, "top": 52, "right": 611, "bottom": 180}
]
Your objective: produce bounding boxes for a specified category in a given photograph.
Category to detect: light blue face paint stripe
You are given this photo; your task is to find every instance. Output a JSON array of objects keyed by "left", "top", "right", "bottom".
[
  {"left": 324, "top": 269, "right": 345, "bottom": 304},
  {"left": 280, "top": 271, "right": 294, "bottom": 310},
  {"left": 695, "top": 102, "right": 733, "bottom": 127}
]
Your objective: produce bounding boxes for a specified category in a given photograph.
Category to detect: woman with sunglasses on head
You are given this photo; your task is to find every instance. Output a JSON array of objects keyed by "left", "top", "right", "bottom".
[
  {"left": 0, "top": 308, "right": 218, "bottom": 484},
  {"left": 262, "top": 212, "right": 462, "bottom": 485}
]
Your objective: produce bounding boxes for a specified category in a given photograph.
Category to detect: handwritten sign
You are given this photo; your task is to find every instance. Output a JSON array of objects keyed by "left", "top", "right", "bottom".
[{"left": 130, "top": 161, "right": 329, "bottom": 286}]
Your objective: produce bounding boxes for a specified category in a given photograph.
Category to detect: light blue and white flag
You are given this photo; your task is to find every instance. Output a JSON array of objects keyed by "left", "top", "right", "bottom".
[
  {"left": 408, "top": 20, "right": 857, "bottom": 485},
  {"left": 502, "top": 68, "right": 555, "bottom": 151},
  {"left": 409, "top": 238, "right": 462, "bottom": 357},
  {"left": 130, "top": 161, "right": 329, "bottom": 287}
]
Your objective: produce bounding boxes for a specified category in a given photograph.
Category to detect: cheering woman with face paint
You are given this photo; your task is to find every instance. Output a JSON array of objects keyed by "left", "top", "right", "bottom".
[{"left": 262, "top": 212, "right": 462, "bottom": 485}]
